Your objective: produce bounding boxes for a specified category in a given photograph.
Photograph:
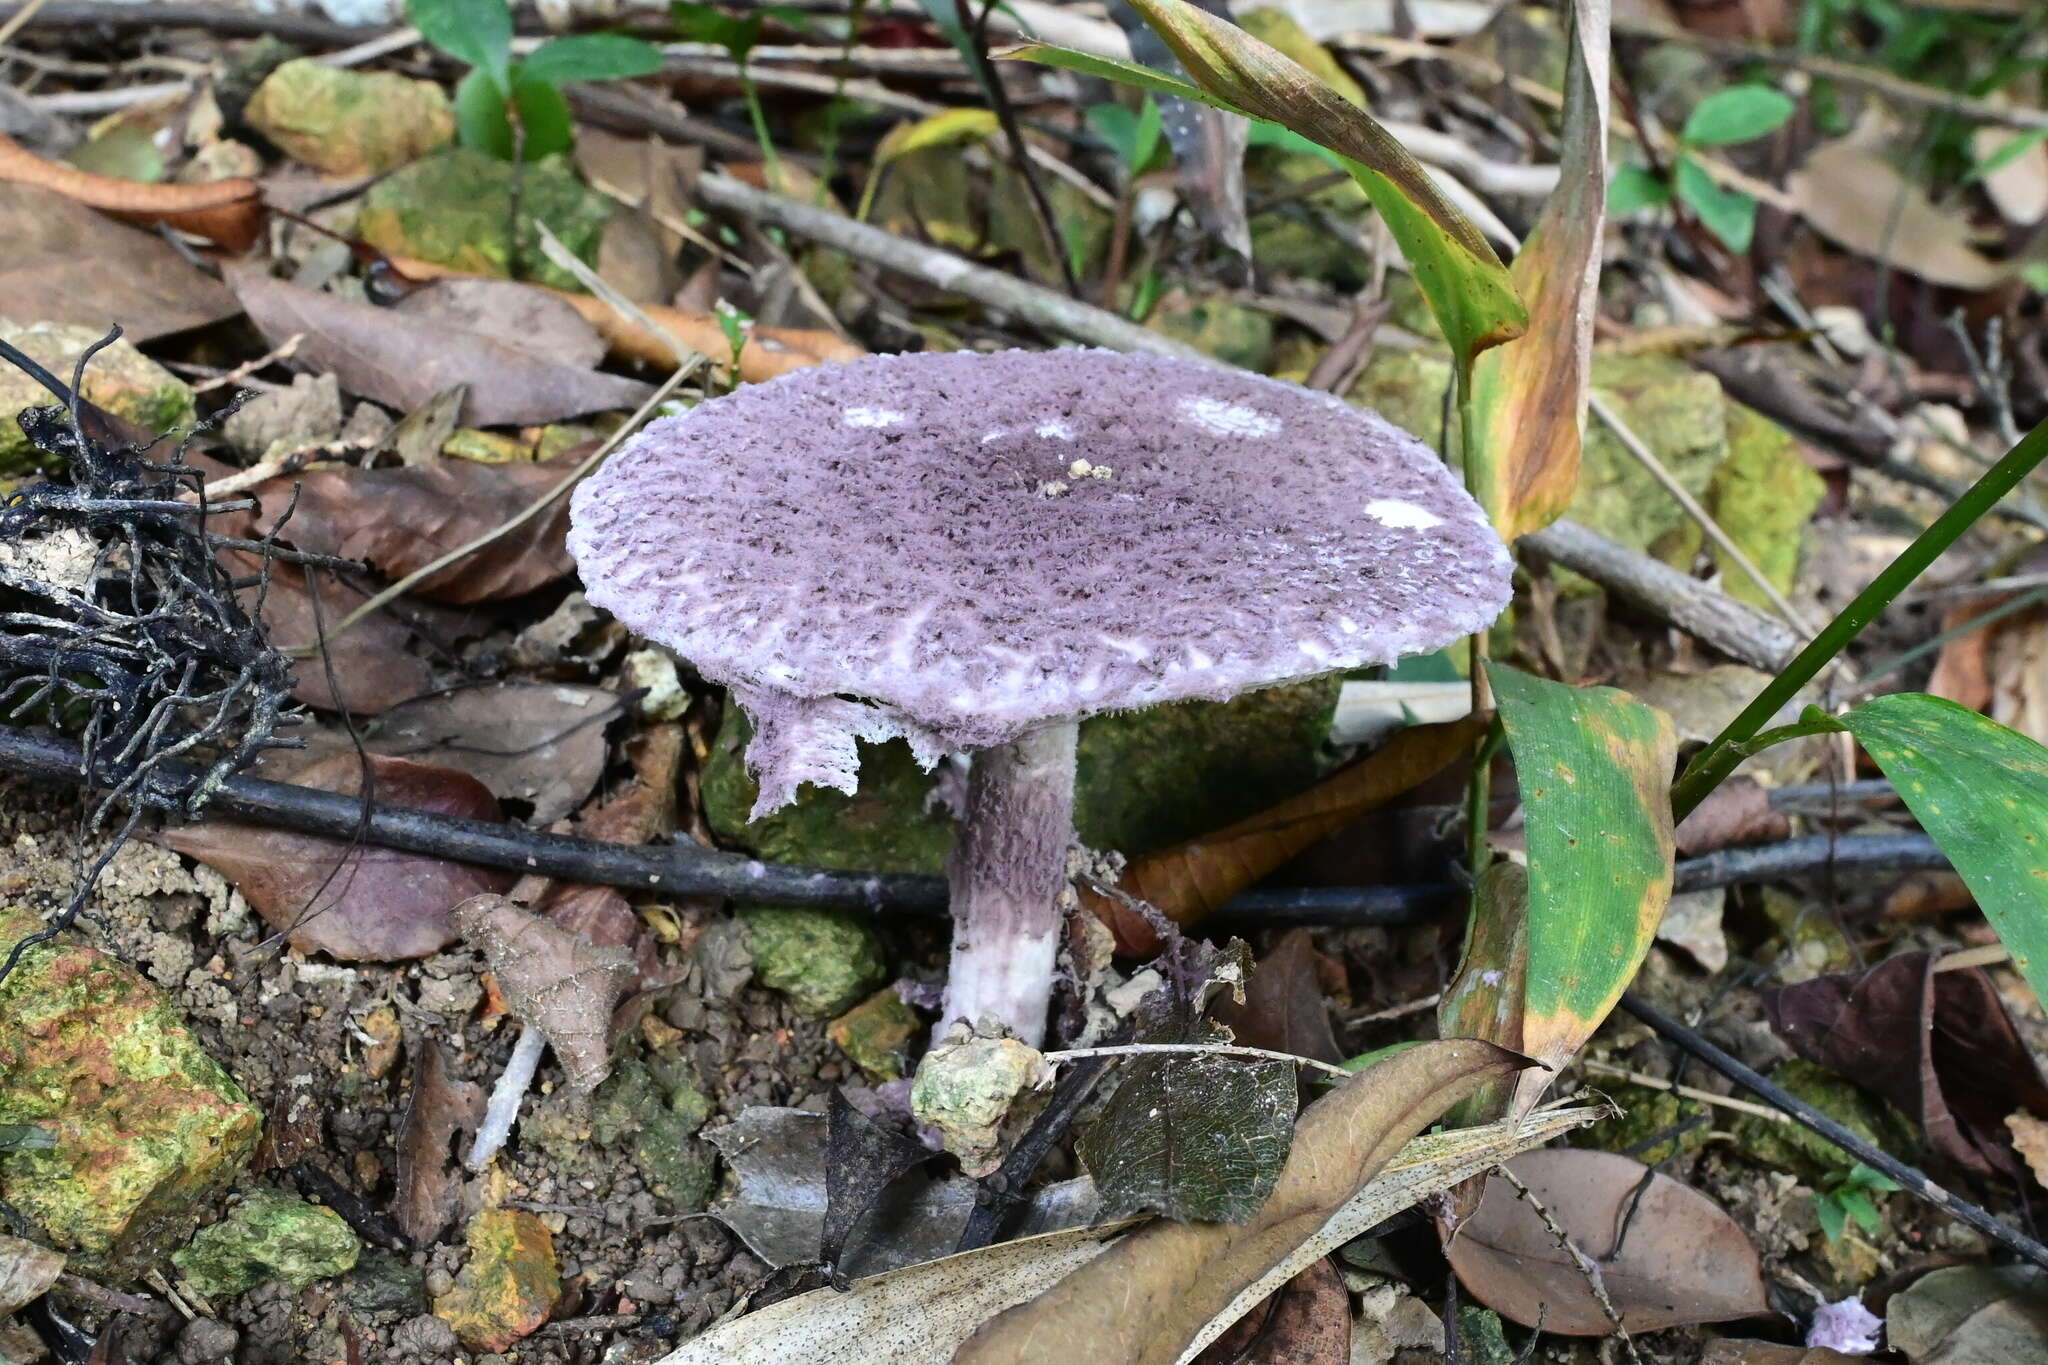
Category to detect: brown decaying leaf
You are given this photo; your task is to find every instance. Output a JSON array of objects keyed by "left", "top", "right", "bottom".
[
  {"left": 244, "top": 452, "right": 585, "bottom": 604},
  {"left": 227, "top": 263, "right": 654, "bottom": 426},
  {"left": 1886, "top": 1264, "right": 2048, "bottom": 1364},
  {"left": 1190, "top": 1257, "right": 1349, "bottom": 1365},
  {"left": 158, "top": 753, "right": 514, "bottom": 961},
  {"left": 1787, "top": 122, "right": 2013, "bottom": 290},
  {"left": 1447, "top": 1148, "right": 1768, "bottom": 1334},
  {"left": 394, "top": 1040, "right": 486, "bottom": 1245},
  {"left": 1437, "top": 860, "right": 1530, "bottom": 1131},
  {"left": 365, "top": 682, "right": 620, "bottom": 825},
  {"left": 223, "top": 550, "right": 438, "bottom": 714},
  {"left": 391, "top": 278, "right": 609, "bottom": 371},
  {"left": 0, "top": 131, "right": 263, "bottom": 249},
  {"left": 453, "top": 894, "right": 634, "bottom": 1094},
  {"left": 2009, "top": 1111, "right": 2048, "bottom": 1191},
  {"left": 0, "top": 183, "right": 240, "bottom": 341},
  {"left": 0, "top": 1233, "right": 64, "bottom": 1317},
  {"left": 957, "top": 1039, "right": 1528, "bottom": 1365},
  {"left": 1086, "top": 714, "right": 1488, "bottom": 955},
  {"left": 1210, "top": 929, "right": 1344, "bottom": 1067},
  {"left": 86, "top": 1318, "right": 132, "bottom": 1365},
  {"left": 387, "top": 255, "right": 865, "bottom": 382},
  {"left": 1673, "top": 775, "right": 1790, "bottom": 856},
  {"left": 1762, "top": 951, "right": 2048, "bottom": 1180}
]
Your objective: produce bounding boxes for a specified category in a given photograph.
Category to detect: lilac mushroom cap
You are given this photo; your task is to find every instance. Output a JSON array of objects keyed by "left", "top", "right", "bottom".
[{"left": 568, "top": 348, "right": 1513, "bottom": 815}]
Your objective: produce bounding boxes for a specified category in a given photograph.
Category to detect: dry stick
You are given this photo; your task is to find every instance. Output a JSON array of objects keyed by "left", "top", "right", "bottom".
[
  {"left": 1489, "top": 1163, "right": 1647, "bottom": 1365},
  {"left": 1577, "top": 1059, "right": 1789, "bottom": 1124},
  {"left": 0, "top": 0, "right": 51, "bottom": 49},
  {"left": 1622, "top": 991, "right": 2048, "bottom": 1273}
]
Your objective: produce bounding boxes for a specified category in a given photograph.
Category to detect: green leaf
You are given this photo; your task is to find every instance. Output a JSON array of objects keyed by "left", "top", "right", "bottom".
[
  {"left": 1971, "top": 127, "right": 2048, "bottom": 183},
  {"left": 1006, "top": 2, "right": 1526, "bottom": 373},
  {"left": 1483, "top": 664, "right": 1677, "bottom": 1114},
  {"left": 1835, "top": 692, "right": 2048, "bottom": 1011},
  {"left": 1816, "top": 1193, "right": 1847, "bottom": 1244},
  {"left": 1607, "top": 164, "right": 1672, "bottom": 216},
  {"left": 1676, "top": 156, "right": 1758, "bottom": 253},
  {"left": 524, "top": 33, "right": 664, "bottom": 85},
  {"left": 673, "top": 0, "right": 764, "bottom": 59},
  {"left": 407, "top": 0, "right": 514, "bottom": 88},
  {"left": 1843, "top": 1189, "right": 1883, "bottom": 1236},
  {"left": 1086, "top": 99, "right": 1166, "bottom": 177},
  {"left": 1682, "top": 85, "right": 1796, "bottom": 146},
  {"left": 455, "top": 65, "right": 575, "bottom": 160},
  {"left": 0, "top": 1123, "right": 54, "bottom": 1153}
]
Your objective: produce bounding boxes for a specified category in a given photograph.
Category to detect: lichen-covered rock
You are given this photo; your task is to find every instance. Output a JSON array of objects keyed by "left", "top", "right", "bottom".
[
  {"left": 358, "top": 149, "right": 611, "bottom": 292},
  {"left": 1148, "top": 295, "right": 1276, "bottom": 372},
  {"left": 344, "top": 1249, "right": 426, "bottom": 1316},
  {"left": 170, "top": 1189, "right": 360, "bottom": 1296},
  {"left": 0, "top": 320, "right": 195, "bottom": 475},
  {"left": 243, "top": 58, "right": 453, "bottom": 175},
  {"left": 1731, "top": 1060, "right": 1904, "bottom": 1182},
  {"left": 910, "top": 1026, "right": 1052, "bottom": 1176},
  {"left": 829, "top": 988, "right": 920, "bottom": 1081},
  {"left": 738, "top": 908, "right": 886, "bottom": 1018},
  {"left": 588, "top": 1051, "right": 716, "bottom": 1212},
  {"left": 432, "top": 1208, "right": 562, "bottom": 1352},
  {"left": 0, "top": 906, "right": 261, "bottom": 1277}
]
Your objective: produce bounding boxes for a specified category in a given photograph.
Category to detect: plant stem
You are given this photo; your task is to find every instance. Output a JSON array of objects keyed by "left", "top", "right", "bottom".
[
  {"left": 1671, "top": 414, "right": 2048, "bottom": 820},
  {"left": 941, "top": 720, "right": 1079, "bottom": 1046}
]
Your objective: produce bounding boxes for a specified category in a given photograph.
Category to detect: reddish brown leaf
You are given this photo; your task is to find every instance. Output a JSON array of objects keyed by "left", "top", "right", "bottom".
[
  {"left": 1673, "top": 776, "right": 1789, "bottom": 856},
  {"left": 1192, "top": 1257, "right": 1349, "bottom": 1364},
  {"left": 228, "top": 263, "right": 653, "bottom": 425},
  {"left": 0, "top": 184, "right": 240, "bottom": 341},
  {"left": 454, "top": 895, "right": 634, "bottom": 1094},
  {"left": 225, "top": 551, "right": 437, "bottom": 714},
  {"left": 157, "top": 753, "right": 513, "bottom": 961},
  {"left": 366, "top": 682, "right": 620, "bottom": 824},
  {"left": 394, "top": 1041, "right": 485, "bottom": 1245},
  {"left": 1448, "top": 1149, "right": 1768, "bottom": 1334},
  {"left": 1762, "top": 952, "right": 2048, "bottom": 1180},
  {"left": 0, "top": 131, "right": 263, "bottom": 249},
  {"left": 1211, "top": 929, "right": 1343, "bottom": 1067}
]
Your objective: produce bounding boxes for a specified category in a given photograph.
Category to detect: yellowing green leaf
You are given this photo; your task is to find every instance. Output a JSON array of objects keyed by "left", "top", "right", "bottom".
[
  {"left": 1836, "top": 693, "right": 2048, "bottom": 1009},
  {"left": 1486, "top": 664, "right": 1676, "bottom": 1114},
  {"left": 857, "top": 107, "right": 1003, "bottom": 220}
]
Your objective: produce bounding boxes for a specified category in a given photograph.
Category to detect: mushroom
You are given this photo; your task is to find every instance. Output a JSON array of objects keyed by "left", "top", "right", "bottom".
[{"left": 567, "top": 349, "right": 1512, "bottom": 1046}]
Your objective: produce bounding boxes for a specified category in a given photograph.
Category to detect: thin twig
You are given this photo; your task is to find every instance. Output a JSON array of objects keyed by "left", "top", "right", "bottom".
[
  {"left": 1578, "top": 1059, "right": 1788, "bottom": 1123},
  {"left": 1042, "top": 1041, "right": 1353, "bottom": 1079},
  {"left": 1490, "top": 1164, "right": 1647, "bottom": 1365},
  {"left": 956, "top": 0, "right": 1078, "bottom": 296}
]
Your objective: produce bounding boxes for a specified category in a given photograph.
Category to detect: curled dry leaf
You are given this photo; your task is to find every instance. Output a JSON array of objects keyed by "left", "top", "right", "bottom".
[
  {"left": 227, "top": 264, "right": 653, "bottom": 425},
  {"left": 1190, "top": 1257, "right": 1349, "bottom": 1365},
  {"left": 366, "top": 682, "right": 619, "bottom": 825},
  {"left": 157, "top": 753, "right": 513, "bottom": 961},
  {"left": 245, "top": 453, "right": 586, "bottom": 605},
  {"left": 0, "top": 184, "right": 239, "bottom": 342},
  {"left": 1674, "top": 776, "right": 1790, "bottom": 856},
  {"left": 1887, "top": 1264, "right": 2048, "bottom": 1364},
  {"left": 394, "top": 1041, "right": 486, "bottom": 1245},
  {"left": 453, "top": 895, "right": 634, "bottom": 1095},
  {"left": 224, "top": 552, "right": 438, "bottom": 714},
  {"left": 1761, "top": 951, "right": 2048, "bottom": 1181},
  {"left": 0, "top": 131, "right": 263, "bottom": 249},
  {"left": 1446, "top": 1148, "right": 1768, "bottom": 1334},
  {"left": 0, "top": 1233, "right": 64, "bottom": 1317},
  {"left": 960, "top": 1039, "right": 1530, "bottom": 1365}
]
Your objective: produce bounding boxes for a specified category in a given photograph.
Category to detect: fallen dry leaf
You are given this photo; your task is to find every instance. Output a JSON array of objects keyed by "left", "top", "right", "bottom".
[
  {"left": 1763, "top": 951, "right": 2048, "bottom": 1181},
  {"left": 1887, "top": 1264, "right": 2048, "bottom": 1364},
  {"left": 1210, "top": 929, "right": 1344, "bottom": 1068},
  {"left": 959, "top": 1040, "right": 1529, "bottom": 1365},
  {"left": 391, "top": 278, "right": 609, "bottom": 371},
  {"left": 453, "top": 894, "right": 634, "bottom": 1094},
  {"left": 1974, "top": 124, "right": 2048, "bottom": 227},
  {"left": 366, "top": 682, "right": 619, "bottom": 825},
  {"left": 228, "top": 263, "right": 652, "bottom": 425},
  {"left": 1447, "top": 1148, "right": 1768, "bottom": 1334},
  {"left": 0, "top": 1233, "right": 63, "bottom": 1316},
  {"left": 1674, "top": 776, "right": 1790, "bottom": 856},
  {"left": 157, "top": 752, "right": 514, "bottom": 960},
  {"left": 394, "top": 1041, "right": 485, "bottom": 1245},
  {"left": 1191, "top": 1257, "right": 1349, "bottom": 1365},
  {"left": 2008, "top": 1111, "right": 2048, "bottom": 1191},
  {"left": 224, "top": 551, "right": 437, "bottom": 714},
  {"left": 0, "top": 183, "right": 239, "bottom": 341},
  {"left": 0, "top": 131, "right": 263, "bottom": 249},
  {"left": 1700, "top": 1344, "right": 1866, "bottom": 1365},
  {"left": 1087, "top": 714, "right": 1487, "bottom": 955},
  {"left": 1788, "top": 125, "right": 2013, "bottom": 290}
]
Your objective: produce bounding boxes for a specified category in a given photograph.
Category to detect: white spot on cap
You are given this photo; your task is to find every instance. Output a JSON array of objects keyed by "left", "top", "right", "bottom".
[
  {"left": 1036, "top": 419, "right": 1075, "bottom": 440},
  {"left": 1180, "top": 395, "right": 1281, "bottom": 438},
  {"left": 1365, "top": 499, "right": 1444, "bottom": 530},
  {"left": 1068, "top": 458, "right": 1094, "bottom": 479},
  {"left": 844, "top": 406, "right": 905, "bottom": 428}
]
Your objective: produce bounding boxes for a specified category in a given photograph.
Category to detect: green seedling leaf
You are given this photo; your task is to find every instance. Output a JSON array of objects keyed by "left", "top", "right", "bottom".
[
  {"left": 1486, "top": 664, "right": 1677, "bottom": 1115},
  {"left": 523, "top": 33, "right": 664, "bottom": 85},
  {"left": 455, "top": 65, "right": 575, "bottom": 161},
  {"left": 672, "top": 0, "right": 765, "bottom": 58},
  {"left": 408, "top": 0, "right": 514, "bottom": 89},
  {"left": 1465, "top": 0, "right": 1609, "bottom": 538},
  {"left": 1682, "top": 85, "right": 1796, "bottom": 146},
  {"left": 1005, "top": 3, "right": 1525, "bottom": 372},
  {"left": 1676, "top": 156, "right": 1758, "bottom": 253},
  {"left": 1816, "top": 1191, "right": 1847, "bottom": 1244},
  {"left": 1606, "top": 164, "right": 1671, "bottom": 215},
  {"left": 1086, "top": 99, "right": 1166, "bottom": 178},
  {"left": 1835, "top": 692, "right": 2048, "bottom": 1011}
]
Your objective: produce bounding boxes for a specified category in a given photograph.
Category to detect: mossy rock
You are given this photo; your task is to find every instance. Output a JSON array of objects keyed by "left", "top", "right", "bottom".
[
  {"left": 1247, "top": 150, "right": 1371, "bottom": 288},
  {"left": 702, "top": 679, "right": 1341, "bottom": 876},
  {"left": 358, "top": 148, "right": 612, "bottom": 292},
  {"left": 589, "top": 1051, "right": 716, "bottom": 1212},
  {"left": 1730, "top": 1060, "right": 1905, "bottom": 1182},
  {"left": 829, "top": 988, "right": 920, "bottom": 1081},
  {"left": 739, "top": 907, "right": 888, "bottom": 1018},
  {"left": 1570, "top": 1080, "right": 1713, "bottom": 1166},
  {"left": 1148, "top": 295, "right": 1276, "bottom": 372},
  {"left": 871, "top": 145, "right": 1111, "bottom": 288},
  {"left": 0, "top": 906, "right": 261, "bottom": 1278},
  {"left": 170, "top": 1189, "right": 360, "bottom": 1297},
  {"left": 1704, "top": 404, "right": 1824, "bottom": 610},
  {"left": 0, "top": 320, "right": 195, "bottom": 476},
  {"left": 244, "top": 58, "right": 453, "bottom": 175}
]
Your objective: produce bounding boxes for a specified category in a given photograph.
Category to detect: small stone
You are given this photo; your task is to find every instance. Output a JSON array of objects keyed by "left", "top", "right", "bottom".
[
  {"left": 586, "top": 1053, "right": 717, "bottom": 1212},
  {"left": 359, "top": 148, "right": 613, "bottom": 292},
  {"left": 0, "top": 906, "right": 260, "bottom": 1276},
  {"left": 343, "top": 1249, "right": 426, "bottom": 1316},
  {"left": 432, "top": 1208, "right": 562, "bottom": 1352},
  {"left": 175, "top": 1318, "right": 239, "bottom": 1364},
  {"left": 0, "top": 320, "right": 196, "bottom": 475},
  {"left": 738, "top": 908, "right": 887, "bottom": 1018},
  {"left": 623, "top": 649, "right": 688, "bottom": 721},
  {"left": 244, "top": 58, "right": 453, "bottom": 175},
  {"left": 170, "top": 1189, "right": 360, "bottom": 1297},
  {"left": 828, "top": 988, "right": 919, "bottom": 1081},
  {"left": 910, "top": 1024, "right": 1052, "bottom": 1176},
  {"left": 392, "top": 1312, "right": 459, "bottom": 1354}
]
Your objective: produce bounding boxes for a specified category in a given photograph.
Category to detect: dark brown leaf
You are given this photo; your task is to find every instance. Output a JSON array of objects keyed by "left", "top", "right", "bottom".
[
  {"left": 1192, "top": 1257, "right": 1349, "bottom": 1365},
  {"left": 1448, "top": 1148, "right": 1768, "bottom": 1334},
  {"left": 157, "top": 753, "right": 513, "bottom": 961},
  {"left": 225, "top": 552, "right": 437, "bottom": 714},
  {"left": 1210, "top": 929, "right": 1343, "bottom": 1067},
  {"left": 1762, "top": 952, "right": 2048, "bottom": 1180},
  {"left": 394, "top": 1041, "right": 485, "bottom": 1245},
  {"left": 0, "top": 183, "right": 240, "bottom": 341},
  {"left": 0, "top": 1233, "right": 63, "bottom": 1317},
  {"left": 1674, "top": 776, "right": 1790, "bottom": 856},
  {"left": 227, "top": 263, "right": 652, "bottom": 425},
  {"left": 454, "top": 895, "right": 633, "bottom": 1094},
  {"left": 1700, "top": 1344, "right": 1866, "bottom": 1365},
  {"left": 365, "top": 682, "right": 620, "bottom": 824}
]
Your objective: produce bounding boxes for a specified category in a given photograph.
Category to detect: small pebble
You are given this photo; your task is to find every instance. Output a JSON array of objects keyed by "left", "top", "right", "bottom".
[
  {"left": 392, "top": 1313, "right": 459, "bottom": 1354},
  {"left": 175, "top": 1318, "right": 239, "bottom": 1363}
]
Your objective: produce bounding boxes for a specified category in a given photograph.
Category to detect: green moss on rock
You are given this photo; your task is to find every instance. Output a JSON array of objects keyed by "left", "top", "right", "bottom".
[
  {"left": 829, "top": 988, "right": 920, "bottom": 1081},
  {"left": 1731, "top": 1060, "right": 1904, "bottom": 1181},
  {"left": 358, "top": 148, "right": 611, "bottom": 291},
  {"left": 1147, "top": 295, "right": 1277, "bottom": 372},
  {"left": 739, "top": 908, "right": 887, "bottom": 1018},
  {"left": 244, "top": 58, "right": 453, "bottom": 175},
  {"left": 171, "top": 1189, "right": 359, "bottom": 1296},
  {"left": 0, "top": 321, "right": 195, "bottom": 475},
  {"left": 589, "top": 1050, "right": 716, "bottom": 1212},
  {"left": 0, "top": 906, "right": 260, "bottom": 1278}
]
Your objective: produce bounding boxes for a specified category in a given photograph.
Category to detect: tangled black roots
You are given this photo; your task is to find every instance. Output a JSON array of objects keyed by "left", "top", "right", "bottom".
[{"left": 0, "top": 328, "right": 303, "bottom": 977}]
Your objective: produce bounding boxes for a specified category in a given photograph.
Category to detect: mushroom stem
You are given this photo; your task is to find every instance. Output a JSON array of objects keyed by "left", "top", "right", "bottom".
[{"left": 940, "top": 719, "right": 1079, "bottom": 1047}]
